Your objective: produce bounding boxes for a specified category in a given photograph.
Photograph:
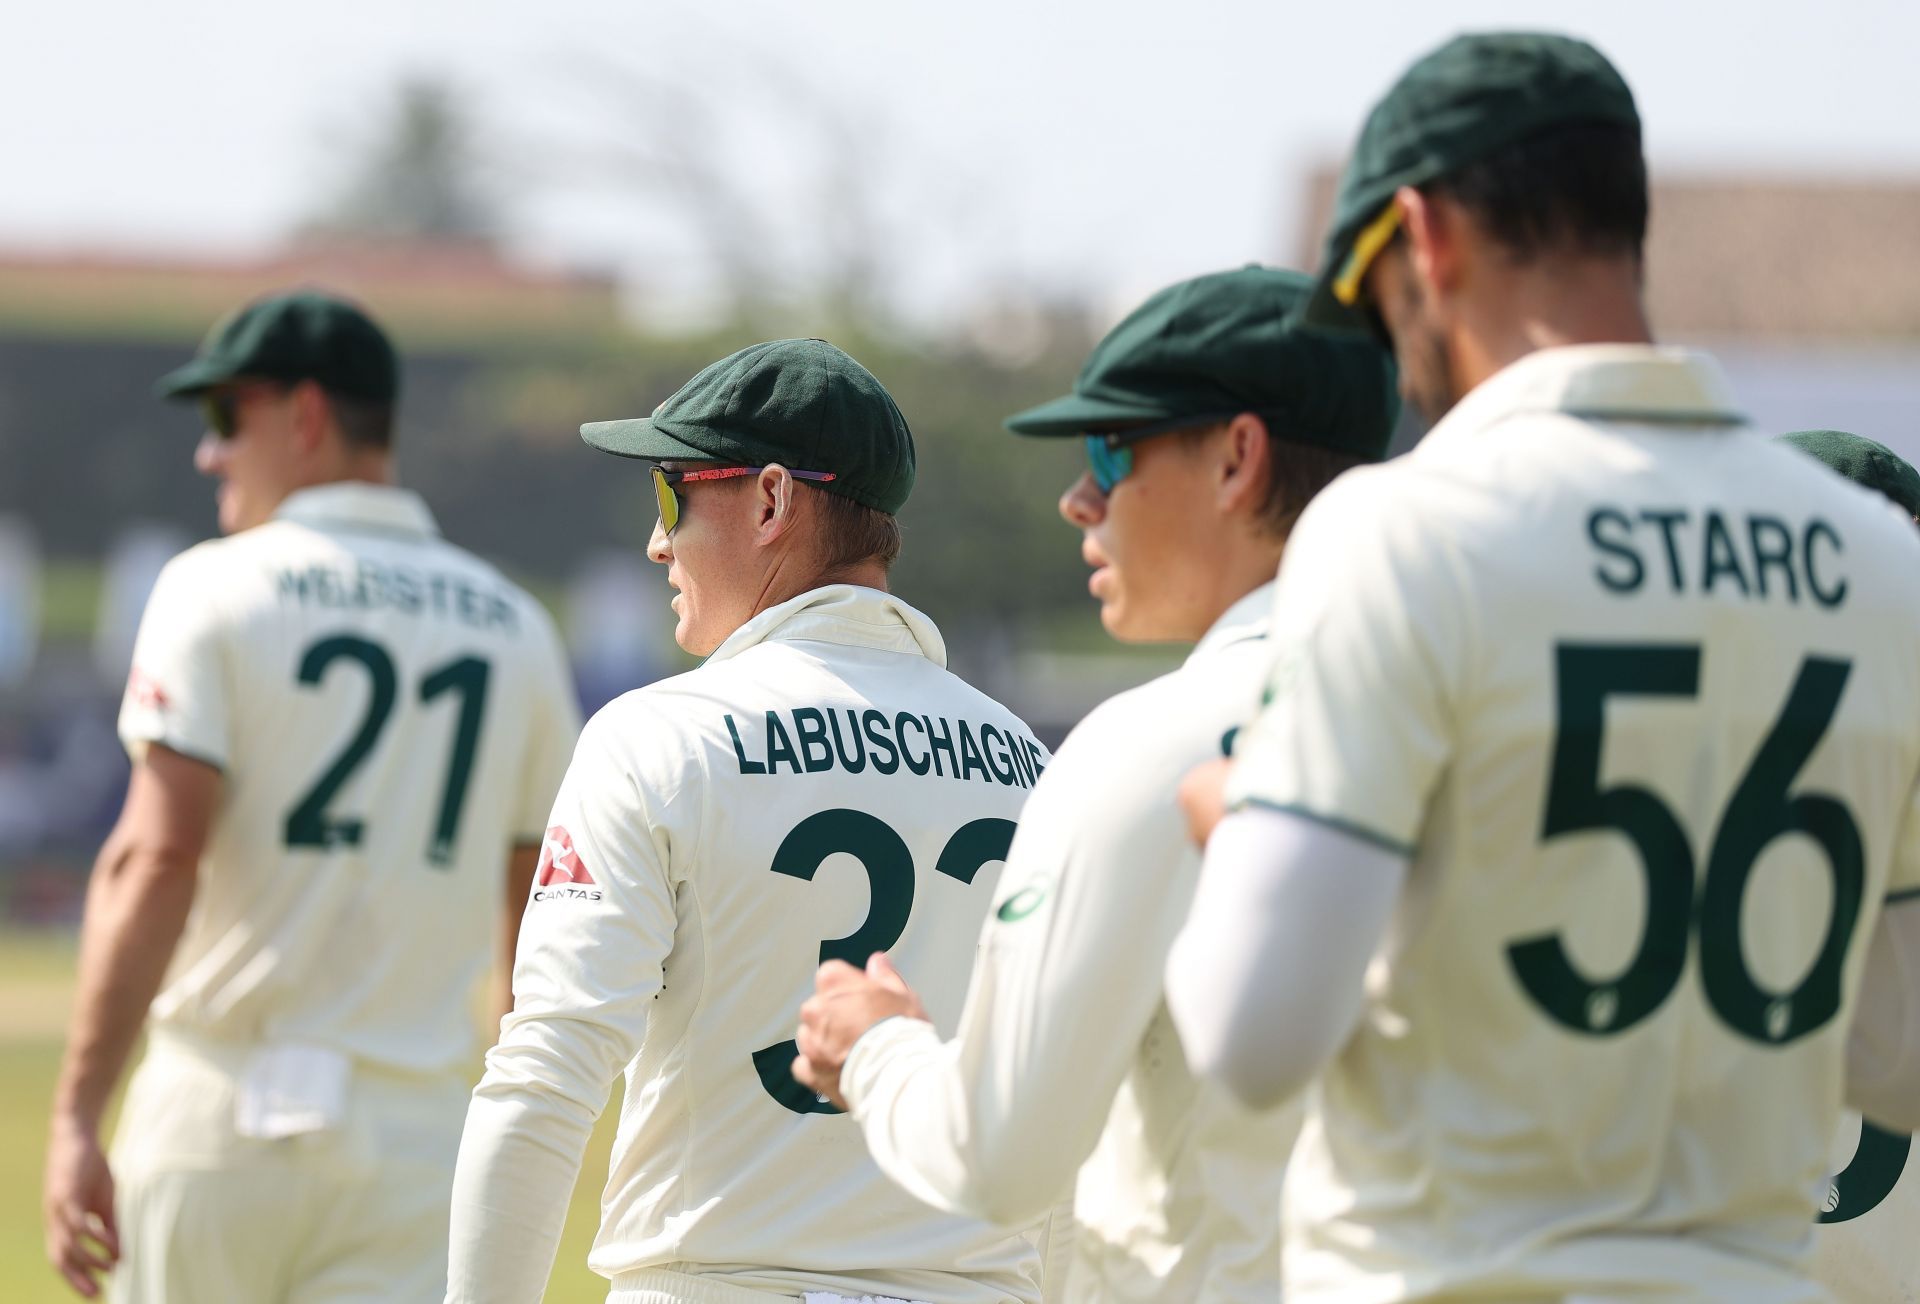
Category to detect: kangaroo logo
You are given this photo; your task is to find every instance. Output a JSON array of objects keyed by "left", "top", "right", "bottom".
[{"left": 535, "top": 826, "right": 594, "bottom": 887}]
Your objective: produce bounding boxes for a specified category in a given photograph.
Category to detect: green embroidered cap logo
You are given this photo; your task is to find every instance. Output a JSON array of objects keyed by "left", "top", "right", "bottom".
[{"left": 995, "top": 878, "right": 1051, "bottom": 923}]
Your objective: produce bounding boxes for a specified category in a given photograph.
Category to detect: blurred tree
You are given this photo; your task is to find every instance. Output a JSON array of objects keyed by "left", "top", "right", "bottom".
[
  {"left": 307, "top": 79, "right": 499, "bottom": 244},
  {"left": 453, "top": 310, "right": 1101, "bottom": 634},
  {"left": 534, "top": 31, "right": 1032, "bottom": 338}
]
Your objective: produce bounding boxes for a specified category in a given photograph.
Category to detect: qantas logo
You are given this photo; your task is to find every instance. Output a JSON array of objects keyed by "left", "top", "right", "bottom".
[
  {"left": 533, "top": 826, "right": 602, "bottom": 901},
  {"left": 535, "top": 827, "right": 593, "bottom": 885},
  {"left": 126, "top": 668, "right": 170, "bottom": 712}
]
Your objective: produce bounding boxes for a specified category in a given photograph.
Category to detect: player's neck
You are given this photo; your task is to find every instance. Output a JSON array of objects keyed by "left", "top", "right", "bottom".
[
  {"left": 1450, "top": 258, "right": 1652, "bottom": 394},
  {"left": 291, "top": 453, "right": 397, "bottom": 497},
  {"left": 1135, "top": 535, "right": 1282, "bottom": 644},
  {"left": 750, "top": 557, "right": 890, "bottom": 619},
  {"left": 1197, "top": 540, "right": 1284, "bottom": 636},
  {"left": 812, "top": 559, "right": 890, "bottom": 594},
  {"left": 333, "top": 448, "right": 397, "bottom": 487}
]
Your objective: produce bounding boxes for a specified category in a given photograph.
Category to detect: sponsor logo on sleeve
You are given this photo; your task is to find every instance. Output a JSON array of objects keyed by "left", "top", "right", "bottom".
[
  {"left": 1261, "top": 643, "right": 1305, "bottom": 708},
  {"left": 127, "top": 667, "right": 170, "bottom": 712},
  {"left": 995, "top": 875, "right": 1052, "bottom": 923},
  {"left": 532, "top": 826, "right": 603, "bottom": 902}
]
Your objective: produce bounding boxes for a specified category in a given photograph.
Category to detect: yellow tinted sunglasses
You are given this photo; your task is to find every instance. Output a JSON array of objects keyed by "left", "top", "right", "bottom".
[{"left": 650, "top": 464, "right": 838, "bottom": 534}]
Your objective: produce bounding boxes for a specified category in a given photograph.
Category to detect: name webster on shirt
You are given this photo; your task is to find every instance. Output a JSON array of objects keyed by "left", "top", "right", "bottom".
[
  {"left": 276, "top": 560, "right": 524, "bottom": 632},
  {"left": 725, "top": 708, "right": 1047, "bottom": 789}
]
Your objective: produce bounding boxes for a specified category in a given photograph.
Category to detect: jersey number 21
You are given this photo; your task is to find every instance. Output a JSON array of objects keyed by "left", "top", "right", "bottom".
[{"left": 283, "top": 634, "right": 491, "bottom": 865}]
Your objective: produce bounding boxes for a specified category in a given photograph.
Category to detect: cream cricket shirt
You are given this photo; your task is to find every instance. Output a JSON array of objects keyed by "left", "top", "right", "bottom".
[
  {"left": 1227, "top": 346, "right": 1920, "bottom": 1302},
  {"left": 839, "top": 585, "right": 1295, "bottom": 1302},
  {"left": 116, "top": 483, "right": 580, "bottom": 1075},
  {"left": 1813, "top": 1111, "right": 1920, "bottom": 1302},
  {"left": 448, "top": 585, "right": 1052, "bottom": 1304}
]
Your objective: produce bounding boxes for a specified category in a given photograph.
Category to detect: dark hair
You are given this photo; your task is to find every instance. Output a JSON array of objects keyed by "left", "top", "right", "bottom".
[
  {"left": 1176, "top": 421, "right": 1369, "bottom": 542},
  {"left": 1420, "top": 120, "right": 1647, "bottom": 264},
  {"left": 809, "top": 484, "right": 903, "bottom": 573},
  {"left": 326, "top": 388, "right": 396, "bottom": 450},
  {"left": 1258, "top": 439, "right": 1369, "bottom": 540}
]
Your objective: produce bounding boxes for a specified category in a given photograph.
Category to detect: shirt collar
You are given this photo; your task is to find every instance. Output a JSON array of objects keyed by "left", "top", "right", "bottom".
[
  {"left": 1187, "top": 581, "right": 1273, "bottom": 665},
  {"left": 707, "top": 584, "right": 948, "bottom": 668},
  {"left": 273, "top": 483, "right": 440, "bottom": 538},
  {"left": 1420, "top": 345, "right": 1746, "bottom": 452}
]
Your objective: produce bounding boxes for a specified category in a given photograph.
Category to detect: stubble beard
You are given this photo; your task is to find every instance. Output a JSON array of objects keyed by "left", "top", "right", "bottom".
[{"left": 1392, "top": 274, "right": 1461, "bottom": 428}]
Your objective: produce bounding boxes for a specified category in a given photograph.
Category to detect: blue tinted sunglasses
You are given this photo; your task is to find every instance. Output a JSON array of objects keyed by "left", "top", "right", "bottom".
[
  {"left": 1075, "top": 426, "right": 1190, "bottom": 491},
  {"left": 1084, "top": 434, "right": 1137, "bottom": 493},
  {"left": 1084, "top": 422, "right": 1223, "bottom": 492}
]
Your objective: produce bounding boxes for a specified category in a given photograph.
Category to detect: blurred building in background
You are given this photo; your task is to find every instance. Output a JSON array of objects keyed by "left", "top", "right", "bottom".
[
  {"left": 0, "top": 238, "right": 631, "bottom": 919},
  {"left": 0, "top": 232, "right": 1115, "bottom": 922},
  {"left": 1295, "top": 171, "right": 1920, "bottom": 456},
  {"left": 7, "top": 168, "right": 1916, "bottom": 924}
]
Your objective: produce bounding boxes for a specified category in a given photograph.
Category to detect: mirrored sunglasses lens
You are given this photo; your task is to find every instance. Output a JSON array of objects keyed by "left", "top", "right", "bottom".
[
  {"left": 651, "top": 468, "right": 679, "bottom": 532},
  {"left": 201, "top": 393, "right": 236, "bottom": 438},
  {"left": 1084, "top": 436, "right": 1131, "bottom": 492}
]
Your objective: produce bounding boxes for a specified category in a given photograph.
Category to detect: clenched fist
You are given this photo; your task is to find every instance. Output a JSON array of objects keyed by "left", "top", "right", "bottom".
[{"left": 793, "top": 953, "right": 928, "bottom": 1110}]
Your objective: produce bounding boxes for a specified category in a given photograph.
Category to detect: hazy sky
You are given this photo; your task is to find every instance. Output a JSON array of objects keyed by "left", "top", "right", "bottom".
[{"left": 7, "top": 0, "right": 1918, "bottom": 324}]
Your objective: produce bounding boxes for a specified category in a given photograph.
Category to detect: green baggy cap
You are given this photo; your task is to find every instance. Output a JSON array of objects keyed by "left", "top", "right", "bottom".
[
  {"left": 1004, "top": 265, "right": 1399, "bottom": 459},
  {"left": 1779, "top": 429, "right": 1920, "bottom": 520},
  {"left": 156, "top": 289, "right": 399, "bottom": 402},
  {"left": 582, "top": 338, "right": 915, "bottom": 515},
  {"left": 1305, "top": 31, "right": 1641, "bottom": 335}
]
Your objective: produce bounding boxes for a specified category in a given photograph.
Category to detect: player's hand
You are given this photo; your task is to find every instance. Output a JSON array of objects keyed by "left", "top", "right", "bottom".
[
  {"left": 43, "top": 1116, "right": 119, "bottom": 1298},
  {"left": 793, "top": 952, "right": 928, "bottom": 1110},
  {"left": 1179, "top": 757, "right": 1234, "bottom": 846}
]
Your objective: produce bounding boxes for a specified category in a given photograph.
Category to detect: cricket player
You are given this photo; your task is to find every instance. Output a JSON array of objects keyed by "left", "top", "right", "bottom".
[
  {"left": 41, "top": 290, "right": 581, "bottom": 1302},
  {"left": 1776, "top": 429, "right": 1920, "bottom": 1304},
  {"left": 788, "top": 267, "right": 1397, "bottom": 1301},
  {"left": 446, "top": 338, "right": 1056, "bottom": 1304},
  {"left": 1164, "top": 33, "right": 1920, "bottom": 1302}
]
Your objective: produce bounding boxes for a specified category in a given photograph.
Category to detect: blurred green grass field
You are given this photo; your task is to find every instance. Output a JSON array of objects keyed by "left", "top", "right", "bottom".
[{"left": 0, "top": 931, "right": 619, "bottom": 1303}]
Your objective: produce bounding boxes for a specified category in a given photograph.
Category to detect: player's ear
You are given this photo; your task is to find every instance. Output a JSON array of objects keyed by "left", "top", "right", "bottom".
[
  {"left": 1216, "top": 413, "right": 1272, "bottom": 522},
  {"left": 1398, "top": 185, "right": 1461, "bottom": 298},
  {"left": 290, "top": 380, "right": 330, "bottom": 456},
  {"left": 755, "top": 464, "right": 798, "bottom": 546}
]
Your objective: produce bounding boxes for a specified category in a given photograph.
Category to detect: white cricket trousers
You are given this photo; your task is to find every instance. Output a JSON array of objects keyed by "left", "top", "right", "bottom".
[
  {"left": 107, "top": 1027, "right": 470, "bottom": 1304},
  {"left": 607, "top": 1268, "right": 930, "bottom": 1303}
]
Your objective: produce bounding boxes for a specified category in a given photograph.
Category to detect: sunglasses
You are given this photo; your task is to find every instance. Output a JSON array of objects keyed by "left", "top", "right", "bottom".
[
  {"left": 198, "top": 382, "right": 287, "bottom": 440},
  {"left": 650, "top": 464, "right": 837, "bottom": 534},
  {"left": 200, "top": 390, "right": 242, "bottom": 440},
  {"left": 1083, "top": 434, "right": 1138, "bottom": 493},
  {"left": 1083, "top": 422, "right": 1221, "bottom": 494}
]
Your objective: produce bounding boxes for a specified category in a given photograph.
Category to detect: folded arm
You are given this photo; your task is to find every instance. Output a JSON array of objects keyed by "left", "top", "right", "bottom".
[{"left": 824, "top": 712, "right": 1193, "bottom": 1226}]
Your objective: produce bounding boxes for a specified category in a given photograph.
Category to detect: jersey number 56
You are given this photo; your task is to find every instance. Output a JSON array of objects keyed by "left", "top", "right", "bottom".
[{"left": 1513, "top": 644, "right": 1863, "bottom": 1045}]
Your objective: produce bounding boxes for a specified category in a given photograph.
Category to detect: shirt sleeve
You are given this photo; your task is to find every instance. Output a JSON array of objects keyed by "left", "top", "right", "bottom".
[
  {"left": 1846, "top": 898, "right": 1920, "bottom": 1131},
  {"left": 837, "top": 696, "right": 1199, "bottom": 1228},
  {"left": 1225, "top": 468, "right": 1468, "bottom": 854},
  {"left": 1164, "top": 805, "right": 1407, "bottom": 1111},
  {"left": 447, "top": 704, "right": 685, "bottom": 1303},
  {"left": 1885, "top": 763, "right": 1920, "bottom": 901},
  {"left": 117, "top": 550, "right": 231, "bottom": 770},
  {"left": 512, "top": 602, "right": 583, "bottom": 843}
]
